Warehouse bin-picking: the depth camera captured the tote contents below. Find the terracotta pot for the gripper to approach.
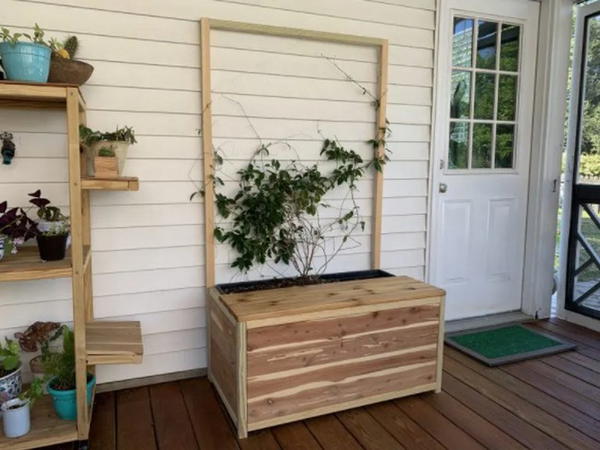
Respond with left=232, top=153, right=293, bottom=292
left=48, top=57, right=94, bottom=86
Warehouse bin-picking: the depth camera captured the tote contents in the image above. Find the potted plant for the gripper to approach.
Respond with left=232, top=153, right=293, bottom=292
left=0, top=201, right=38, bottom=260
left=80, top=125, right=137, bottom=176
left=1, top=377, right=44, bottom=439
left=14, top=322, right=61, bottom=388
left=0, top=24, right=52, bottom=83
left=48, top=36, right=94, bottom=86
left=93, top=147, right=119, bottom=178
left=28, top=190, right=70, bottom=262
left=43, top=326, right=95, bottom=421
left=0, top=339, right=22, bottom=405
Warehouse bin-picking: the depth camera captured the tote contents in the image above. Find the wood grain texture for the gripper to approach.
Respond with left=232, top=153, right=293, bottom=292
left=247, top=362, right=436, bottom=425
left=86, top=320, right=143, bottom=365
left=116, top=388, right=157, bottom=450
left=150, top=383, right=199, bottom=450
left=210, top=296, right=239, bottom=423
left=0, top=395, right=77, bottom=450
left=89, top=391, right=116, bottom=450
left=181, top=378, right=240, bottom=450
left=220, top=276, right=445, bottom=321
left=209, top=276, right=443, bottom=436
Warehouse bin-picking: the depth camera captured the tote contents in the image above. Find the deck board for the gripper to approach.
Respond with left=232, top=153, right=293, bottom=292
left=83, top=319, right=600, bottom=450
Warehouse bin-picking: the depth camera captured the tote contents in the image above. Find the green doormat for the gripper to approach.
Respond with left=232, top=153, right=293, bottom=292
left=445, top=324, right=576, bottom=366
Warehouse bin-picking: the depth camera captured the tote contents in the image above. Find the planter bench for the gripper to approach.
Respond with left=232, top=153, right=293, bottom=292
left=207, top=274, right=445, bottom=438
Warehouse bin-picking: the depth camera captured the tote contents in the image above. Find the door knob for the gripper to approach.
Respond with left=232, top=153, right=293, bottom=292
left=439, top=183, right=448, bottom=193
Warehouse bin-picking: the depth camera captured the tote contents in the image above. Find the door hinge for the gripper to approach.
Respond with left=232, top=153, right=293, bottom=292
left=440, top=159, right=445, bottom=170
left=552, top=178, right=558, bottom=193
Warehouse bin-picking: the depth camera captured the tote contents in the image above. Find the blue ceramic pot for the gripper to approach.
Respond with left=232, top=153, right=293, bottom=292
left=46, top=374, right=95, bottom=421
left=0, top=42, right=51, bottom=83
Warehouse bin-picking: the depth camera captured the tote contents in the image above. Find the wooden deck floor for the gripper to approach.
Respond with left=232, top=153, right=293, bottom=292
left=46, top=318, right=600, bottom=449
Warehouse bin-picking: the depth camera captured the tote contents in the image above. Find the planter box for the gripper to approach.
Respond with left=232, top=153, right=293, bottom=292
left=208, top=272, right=445, bottom=438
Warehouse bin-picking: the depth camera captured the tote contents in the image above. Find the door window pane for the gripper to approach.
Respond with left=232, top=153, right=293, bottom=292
left=450, top=70, right=471, bottom=119
left=447, top=16, right=520, bottom=171
left=498, top=75, right=518, bottom=121
left=474, top=73, right=495, bottom=120
left=500, top=24, right=520, bottom=72
left=476, top=21, right=498, bottom=69
left=496, top=125, right=515, bottom=168
left=449, top=122, right=469, bottom=169
left=472, top=123, right=493, bottom=168
left=453, top=17, right=474, bottom=67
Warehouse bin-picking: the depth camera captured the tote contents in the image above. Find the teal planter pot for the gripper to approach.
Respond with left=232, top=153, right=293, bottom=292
left=0, top=42, right=51, bottom=83
left=47, top=374, right=95, bottom=421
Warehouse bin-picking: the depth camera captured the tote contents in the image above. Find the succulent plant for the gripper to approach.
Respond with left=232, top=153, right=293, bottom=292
left=63, top=36, right=78, bottom=59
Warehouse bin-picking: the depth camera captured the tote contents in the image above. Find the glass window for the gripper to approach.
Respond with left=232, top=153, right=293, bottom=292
left=453, top=17, right=474, bottom=67
left=500, top=24, right=520, bottom=72
left=448, top=16, right=521, bottom=170
left=450, top=71, right=471, bottom=119
left=476, top=21, right=498, bottom=69
left=449, top=122, right=469, bottom=169
left=474, top=73, right=495, bottom=120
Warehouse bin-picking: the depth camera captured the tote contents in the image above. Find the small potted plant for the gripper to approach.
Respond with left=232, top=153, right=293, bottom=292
left=43, top=326, right=95, bottom=421
left=1, top=377, right=44, bottom=439
left=0, top=24, right=52, bottom=83
left=28, top=190, right=70, bottom=262
left=48, top=36, right=94, bottom=86
left=0, top=339, right=22, bottom=405
left=0, top=201, right=38, bottom=260
left=93, top=147, right=119, bottom=178
left=15, top=322, right=61, bottom=388
left=80, top=125, right=137, bottom=176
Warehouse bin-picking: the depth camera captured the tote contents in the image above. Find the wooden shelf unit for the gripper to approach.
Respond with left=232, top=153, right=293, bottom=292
left=0, top=82, right=143, bottom=449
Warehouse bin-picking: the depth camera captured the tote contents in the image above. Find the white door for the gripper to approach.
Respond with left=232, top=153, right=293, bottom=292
left=430, top=0, right=539, bottom=321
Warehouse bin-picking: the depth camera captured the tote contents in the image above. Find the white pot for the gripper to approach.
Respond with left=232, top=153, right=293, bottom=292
left=87, top=141, right=130, bottom=176
left=0, top=236, right=5, bottom=260
left=0, top=364, right=22, bottom=405
left=1, top=398, right=30, bottom=438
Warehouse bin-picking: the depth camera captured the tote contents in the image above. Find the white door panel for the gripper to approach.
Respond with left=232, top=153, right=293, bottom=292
left=431, top=0, right=539, bottom=320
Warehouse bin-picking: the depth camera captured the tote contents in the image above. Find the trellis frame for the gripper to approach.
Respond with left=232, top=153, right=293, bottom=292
left=200, top=18, right=389, bottom=287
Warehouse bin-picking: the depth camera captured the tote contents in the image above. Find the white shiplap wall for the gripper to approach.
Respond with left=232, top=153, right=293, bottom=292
left=0, top=0, right=434, bottom=383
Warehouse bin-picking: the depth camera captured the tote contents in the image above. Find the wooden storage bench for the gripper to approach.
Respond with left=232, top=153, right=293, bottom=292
left=207, top=276, right=445, bottom=438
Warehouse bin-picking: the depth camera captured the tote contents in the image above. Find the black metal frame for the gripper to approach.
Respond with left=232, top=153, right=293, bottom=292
left=566, top=12, right=600, bottom=320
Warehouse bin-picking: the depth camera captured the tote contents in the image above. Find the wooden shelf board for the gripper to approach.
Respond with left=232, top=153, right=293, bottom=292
left=81, top=176, right=139, bottom=191
left=86, top=320, right=144, bottom=365
left=0, top=395, right=77, bottom=450
left=0, top=81, right=85, bottom=110
left=0, top=246, right=90, bottom=282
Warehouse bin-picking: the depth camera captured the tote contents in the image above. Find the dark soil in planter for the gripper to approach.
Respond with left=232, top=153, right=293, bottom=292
left=0, top=367, right=16, bottom=378
left=6, top=403, right=24, bottom=410
left=217, top=269, right=393, bottom=294
left=37, top=234, right=68, bottom=261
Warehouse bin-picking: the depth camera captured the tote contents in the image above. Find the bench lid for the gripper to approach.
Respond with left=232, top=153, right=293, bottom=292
left=217, top=276, right=445, bottom=322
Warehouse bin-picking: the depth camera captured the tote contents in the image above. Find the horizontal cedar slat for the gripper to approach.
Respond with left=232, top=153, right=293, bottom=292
left=248, top=348, right=436, bottom=399
left=247, top=362, right=435, bottom=424
left=248, top=323, right=438, bottom=377
left=247, top=304, right=439, bottom=350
